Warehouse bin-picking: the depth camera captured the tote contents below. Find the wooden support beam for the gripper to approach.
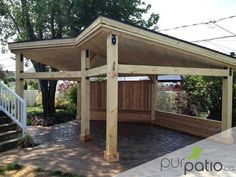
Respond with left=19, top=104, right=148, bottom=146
left=222, top=68, right=233, bottom=131
left=118, top=64, right=229, bottom=77
left=15, top=54, right=24, bottom=98
left=80, top=49, right=91, bottom=142
left=104, top=34, right=119, bottom=162
left=76, top=81, right=81, bottom=121
left=20, top=65, right=106, bottom=81
left=86, top=65, right=107, bottom=77
left=150, top=75, right=158, bottom=123
left=20, top=71, right=81, bottom=80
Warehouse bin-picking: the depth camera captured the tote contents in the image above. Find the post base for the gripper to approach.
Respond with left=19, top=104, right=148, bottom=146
left=104, top=151, right=119, bottom=162
left=79, top=134, right=92, bottom=142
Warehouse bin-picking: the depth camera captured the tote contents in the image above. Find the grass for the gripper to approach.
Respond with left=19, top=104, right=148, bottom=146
left=0, top=162, right=83, bottom=177
left=0, top=162, right=22, bottom=175
left=27, top=106, right=76, bottom=126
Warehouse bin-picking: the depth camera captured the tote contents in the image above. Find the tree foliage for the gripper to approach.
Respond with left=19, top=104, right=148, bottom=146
left=0, top=0, right=159, bottom=115
left=0, top=0, right=159, bottom=46
left=0, top=65, right=6, bottom=80
left=182, top=73, right=236, bottom=123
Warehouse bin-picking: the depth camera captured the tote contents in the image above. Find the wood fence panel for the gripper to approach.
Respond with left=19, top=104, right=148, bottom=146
left=155, top=111, right=222, bottom=138
left=90, top=80, right=152, bottom=111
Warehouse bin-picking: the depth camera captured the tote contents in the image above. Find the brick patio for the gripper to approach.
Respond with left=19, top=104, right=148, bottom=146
left=0, top=121, right=201, bottom=176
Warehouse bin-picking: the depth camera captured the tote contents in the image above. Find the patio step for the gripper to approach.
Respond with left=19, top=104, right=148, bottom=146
left=0, top=138, right=20, bottom=152
left=0, top=123, right=18, bottom=133
left=0, top=130, right=22, bottom=143
left=0, top=115, right=12, bottom=124
left=0, top=111, right=22, bottom=152
left=0, top=111, right=12, bottom=124
left=0, top=111, right=6, bottom=116
left=0, top=111, right=11, bottom=122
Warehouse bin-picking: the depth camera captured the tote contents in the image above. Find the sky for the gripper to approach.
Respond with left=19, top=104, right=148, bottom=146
left=145, top=0, right=236, bottom=52
left=0, top=0, right=236, bottom=71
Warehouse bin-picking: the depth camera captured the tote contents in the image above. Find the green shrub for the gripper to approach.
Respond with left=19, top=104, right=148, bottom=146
left=157, top=91, right=176, bottom=112
left=182, top=72, right=236, bottom=123
left=28, top=80, right=38, bottom=90
left=182, top=76, right=222, bottom=120
left=36, top=92, right=42, bottom=106
left=18, top=133, right=36, bottom=148
left=68, top=84, right=77, bottom=105
left=55, top=92, right=70, bottom=109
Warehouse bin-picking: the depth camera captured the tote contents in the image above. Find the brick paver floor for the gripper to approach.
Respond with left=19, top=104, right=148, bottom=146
left=0, top=121, right=201, bottom=176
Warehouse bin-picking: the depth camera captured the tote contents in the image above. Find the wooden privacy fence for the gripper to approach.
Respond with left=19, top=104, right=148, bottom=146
left=90, top=80, right=152, bottom=122
left=91, top=80, right=152, bottom=110
left=90, top=80, right=222, bottom=137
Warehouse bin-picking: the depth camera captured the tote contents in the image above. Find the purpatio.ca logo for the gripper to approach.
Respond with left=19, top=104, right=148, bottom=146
left=187, top=146, right=204, bottom=160
left=160, top=146, right=235, bottom=175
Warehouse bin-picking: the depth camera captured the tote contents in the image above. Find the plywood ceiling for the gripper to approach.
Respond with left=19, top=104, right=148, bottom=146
left=19, top=32, right=225, bottom=71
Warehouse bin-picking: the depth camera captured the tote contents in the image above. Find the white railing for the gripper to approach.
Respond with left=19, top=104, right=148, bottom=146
left=0, top=81, right=27, bottom=133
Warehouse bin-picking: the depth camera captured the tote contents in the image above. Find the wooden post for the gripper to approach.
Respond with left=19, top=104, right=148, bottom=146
left=104, top=33, right=119, bottom=162
left=15, top=54, right=24, bottom=98
left=76, top=81, right=81, bottom=121
left=80, top=49, right=91, bottom=142
left=222, top=68, right=233, bottom=131
left=150, top=75, right=158, bottom=123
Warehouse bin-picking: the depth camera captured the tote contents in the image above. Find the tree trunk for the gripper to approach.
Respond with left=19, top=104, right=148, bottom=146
left=39, top=80, right=57, bottom=115
left=49, top=80, right=57, bottom=114
left=32, top=62, right=58, bottom=115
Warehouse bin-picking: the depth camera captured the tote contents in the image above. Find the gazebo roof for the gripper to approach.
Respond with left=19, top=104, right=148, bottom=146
left=9, top=16, right=235, bottom=164
left=9, top=16, right=236, bottom=71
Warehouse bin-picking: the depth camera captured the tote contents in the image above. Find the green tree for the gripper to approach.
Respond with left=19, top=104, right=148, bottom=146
left=182, top=73, right=236, bottom=124
left=0, top=0, right=159, bottom=115
left=0, top=64, right=6, bottom=80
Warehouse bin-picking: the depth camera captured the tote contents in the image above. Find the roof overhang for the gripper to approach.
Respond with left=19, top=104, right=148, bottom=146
left=9, top=16, right=236, bottom=71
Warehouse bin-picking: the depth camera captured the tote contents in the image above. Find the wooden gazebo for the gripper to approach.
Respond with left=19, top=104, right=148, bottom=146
left=9, top=16, right=236, bottom=162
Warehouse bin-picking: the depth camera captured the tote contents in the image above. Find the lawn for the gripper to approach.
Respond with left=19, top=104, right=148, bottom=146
left=0, top=162, right=83, bottom=177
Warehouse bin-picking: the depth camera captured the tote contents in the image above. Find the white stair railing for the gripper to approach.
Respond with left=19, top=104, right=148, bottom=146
left=0, top=81, right=27, bottom=133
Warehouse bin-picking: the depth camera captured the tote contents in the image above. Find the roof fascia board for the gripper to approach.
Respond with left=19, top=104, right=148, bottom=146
left=9, top=17, right=103, bottom=51
left=74, top=17, right=103, bottom=46
left=9, top=38, right=76, bottom=51
left=100, top=17, right=236, bottom=68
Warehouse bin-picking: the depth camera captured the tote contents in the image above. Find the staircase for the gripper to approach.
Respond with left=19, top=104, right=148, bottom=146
left=0, top=111, right=22, bottom=152
left=0, top=82, right=27, bottom=152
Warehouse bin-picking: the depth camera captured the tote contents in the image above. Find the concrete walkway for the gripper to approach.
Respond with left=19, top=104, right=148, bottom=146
left=0, top=121, right=201, bottom=176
